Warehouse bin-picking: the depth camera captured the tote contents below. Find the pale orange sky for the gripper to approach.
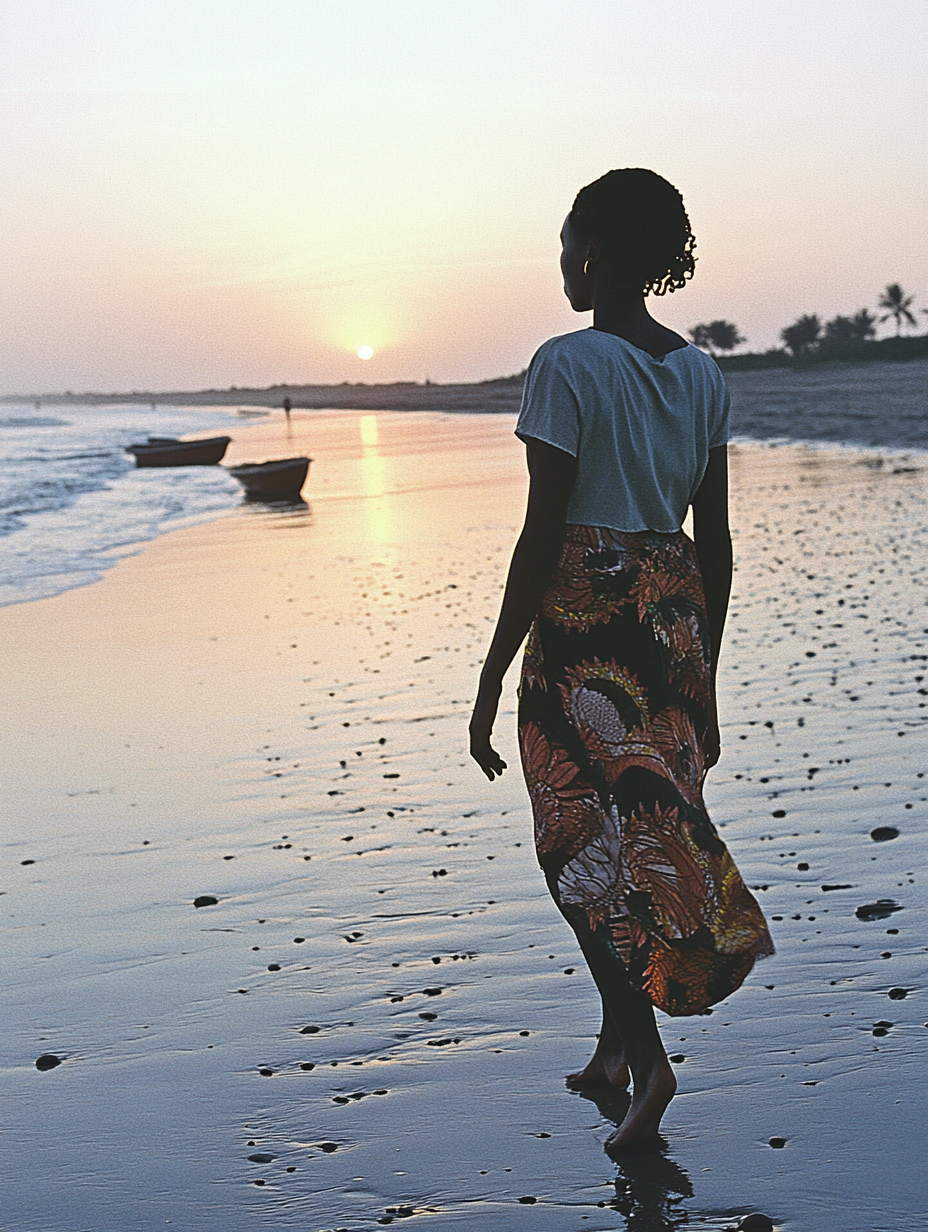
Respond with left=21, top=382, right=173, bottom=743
left=1, top=0, right=926, bottom=393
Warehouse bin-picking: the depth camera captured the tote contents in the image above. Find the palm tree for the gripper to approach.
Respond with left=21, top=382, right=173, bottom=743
left=780, top=314, right=822, bottom=358
left=878, top=284, right=917, bottom=336
left=688, top=320, right=745, bottom=356
left=820, top=308, right=877, bottom=353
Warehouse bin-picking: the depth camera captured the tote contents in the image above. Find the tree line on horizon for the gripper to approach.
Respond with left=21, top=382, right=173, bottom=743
left=689, top=282, right=924, bottom=359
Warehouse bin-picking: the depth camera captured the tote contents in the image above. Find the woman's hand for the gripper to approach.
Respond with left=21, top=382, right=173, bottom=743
left=469, top=678, right=508, bottom=781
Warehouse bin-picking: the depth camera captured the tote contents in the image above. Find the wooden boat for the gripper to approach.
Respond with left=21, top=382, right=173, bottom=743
left=227, top=456, right=311, bottom=501
left=126, top=436, right=231, bottom=467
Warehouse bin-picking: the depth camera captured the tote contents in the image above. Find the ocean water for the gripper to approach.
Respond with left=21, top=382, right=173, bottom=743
left=726, top=359, right=928, bottom=450
left=0, top=404, right=243, bottom=606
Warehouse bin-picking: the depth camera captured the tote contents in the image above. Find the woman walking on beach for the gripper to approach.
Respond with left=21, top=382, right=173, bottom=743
left=470, top=169, right=773, bottom=1154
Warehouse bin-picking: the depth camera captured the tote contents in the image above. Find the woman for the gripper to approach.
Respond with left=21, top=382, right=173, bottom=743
left=469, top=169, right=773, bottom=1154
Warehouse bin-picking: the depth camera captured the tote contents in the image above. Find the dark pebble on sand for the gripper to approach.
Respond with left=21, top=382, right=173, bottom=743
left=423, top=987, right=442, bottom=996
left=267, top=964, right=281, bottom=971
left=316, top=1142, right=339, bottom=1153
left=21, top=859, right=35, bottom=865
left=193, top=895, right=218, bottom=908
left=419, top=1012, right=437, bottom=1021
left=248, top=1153, right=275, bottom=1163
left=871, top=826, right=900, bottom=842
left=258, top=1067, right=274, bottom=1076
left=768, top=1137, right=786, bottom=1149
left=519, top=1030, right=530, bottom=1036
left=772, top=810, right=786, bottom=818
left=855, top=900, right=903, bottom=921
left=797, top=862, right=809, bottom=871
left=737, top=1217, right=774, bottom=1232
left=253, top=1178, right=266, bottom=1186
left=888, top=987, right=908, bottom=1000
left=872, top=1027, right=889, bottom=1037
left=300, top=1025, right=321, bottom=1033
left=518, top=1196, right=538, bottom=1204
left=669, top=1054, right=686, bottom=1063
left=300, top=1062, right=315, bottom=1070
left=35, top=1054, right=62, bottom=1071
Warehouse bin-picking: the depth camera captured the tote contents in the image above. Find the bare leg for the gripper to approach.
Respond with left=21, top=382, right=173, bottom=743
left=568, top=913, right=676, bottom=1152
left=566, top=1002, right=630, bottom=1091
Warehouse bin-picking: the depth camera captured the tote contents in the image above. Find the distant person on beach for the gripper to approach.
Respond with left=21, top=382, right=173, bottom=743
left=283, top=396, right=292, bottom=420
left=470, top=169, right=774, bottom=1154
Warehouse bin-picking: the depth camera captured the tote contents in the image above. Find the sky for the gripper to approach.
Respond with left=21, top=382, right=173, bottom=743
left=1, top=0, right=926, bottom=393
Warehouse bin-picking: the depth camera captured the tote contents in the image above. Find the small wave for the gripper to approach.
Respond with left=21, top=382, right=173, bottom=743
left=13, top=451, right=120, bottom=463
left=0, top=403, right=241, bottom=604
left=0, top=416, right=72, bottom=428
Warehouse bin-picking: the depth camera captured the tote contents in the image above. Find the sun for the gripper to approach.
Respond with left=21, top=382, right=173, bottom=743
left=356, top=345, right=375, bottom=360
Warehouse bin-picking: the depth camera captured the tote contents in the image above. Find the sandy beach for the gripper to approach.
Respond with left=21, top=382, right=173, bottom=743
left=2, top=411, right=926, bottom=1231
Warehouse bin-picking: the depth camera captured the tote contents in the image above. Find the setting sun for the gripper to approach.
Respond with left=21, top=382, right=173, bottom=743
left=357, top=345, right=375, bottom=361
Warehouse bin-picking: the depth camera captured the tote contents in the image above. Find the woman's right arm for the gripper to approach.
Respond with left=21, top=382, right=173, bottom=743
left=691, top=444, right=732, bottom=769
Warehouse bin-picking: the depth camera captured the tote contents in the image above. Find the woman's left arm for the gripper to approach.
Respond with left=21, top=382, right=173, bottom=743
left=469, top=439, right=577, bottom=780
left=691, top=444, right=733, bottom=770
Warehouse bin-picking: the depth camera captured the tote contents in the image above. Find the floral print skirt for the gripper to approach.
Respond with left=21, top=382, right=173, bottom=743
left=518, top=525, right=773, bottom=1017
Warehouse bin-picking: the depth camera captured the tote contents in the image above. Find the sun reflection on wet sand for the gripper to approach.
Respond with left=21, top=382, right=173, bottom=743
left=358, top=413, right=396, bottom=542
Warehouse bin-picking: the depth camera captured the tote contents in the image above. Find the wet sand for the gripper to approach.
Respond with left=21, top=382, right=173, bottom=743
left=2, top=411, right=926, bottom=1231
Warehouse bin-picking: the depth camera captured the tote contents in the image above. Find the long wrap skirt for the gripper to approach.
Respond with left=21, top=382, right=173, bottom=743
left=518, top=525, right=774, bottom=1017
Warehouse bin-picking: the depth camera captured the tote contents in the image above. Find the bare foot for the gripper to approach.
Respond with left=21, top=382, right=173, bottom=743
left=604, top=1061, right=676, bottom=1154
left=566, top=1047, right=630, bottom=1091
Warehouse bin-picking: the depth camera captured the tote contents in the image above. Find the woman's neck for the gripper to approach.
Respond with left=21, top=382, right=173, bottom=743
left=591, top=286, right=687, bottom=358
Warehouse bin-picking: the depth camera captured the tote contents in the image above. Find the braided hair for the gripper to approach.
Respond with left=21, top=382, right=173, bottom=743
left=568, top=168, right=696, bottom=296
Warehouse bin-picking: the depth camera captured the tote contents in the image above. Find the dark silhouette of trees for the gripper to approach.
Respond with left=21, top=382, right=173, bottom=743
left=780, top=314, right=822, bottom=357
left=819, top=308, right=877, bottom=354
left=878, top=283, right=917, bottom=335
left=850, top=308, right=877, bottom=341
left=688, top=320, right=745, bottom=356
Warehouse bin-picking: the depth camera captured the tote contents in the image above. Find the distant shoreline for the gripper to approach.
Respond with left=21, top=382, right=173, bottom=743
left=1, top=375, right=525, bottom=413
left=3, top=333, right=926, bottom=409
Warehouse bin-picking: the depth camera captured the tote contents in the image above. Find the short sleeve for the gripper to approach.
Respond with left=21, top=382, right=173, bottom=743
left=515, top=340, right=580, bottom=457
left=708, top=381, right=731, bottom=449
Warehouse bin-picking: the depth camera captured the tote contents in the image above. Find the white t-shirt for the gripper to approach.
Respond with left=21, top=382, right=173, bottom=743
left=515, top=328, right=730, bottom=533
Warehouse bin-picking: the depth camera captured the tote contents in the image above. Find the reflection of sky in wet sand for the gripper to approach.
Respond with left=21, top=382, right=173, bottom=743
left=2, top=412, right=926, bottom=1232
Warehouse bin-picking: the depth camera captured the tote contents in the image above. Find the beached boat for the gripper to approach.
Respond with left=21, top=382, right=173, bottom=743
left=126, top=436, right=232, bottom=467
left=227, top=456, right=311, bottom=501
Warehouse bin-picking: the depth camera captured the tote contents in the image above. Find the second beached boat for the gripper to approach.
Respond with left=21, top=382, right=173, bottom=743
left=227, top=456, right=311, bottom=501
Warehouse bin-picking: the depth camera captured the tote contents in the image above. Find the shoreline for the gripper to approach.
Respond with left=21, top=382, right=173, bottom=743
left=3, top=413, right=925, bottom=1230
left=4, top=384, right=927, bottom=610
